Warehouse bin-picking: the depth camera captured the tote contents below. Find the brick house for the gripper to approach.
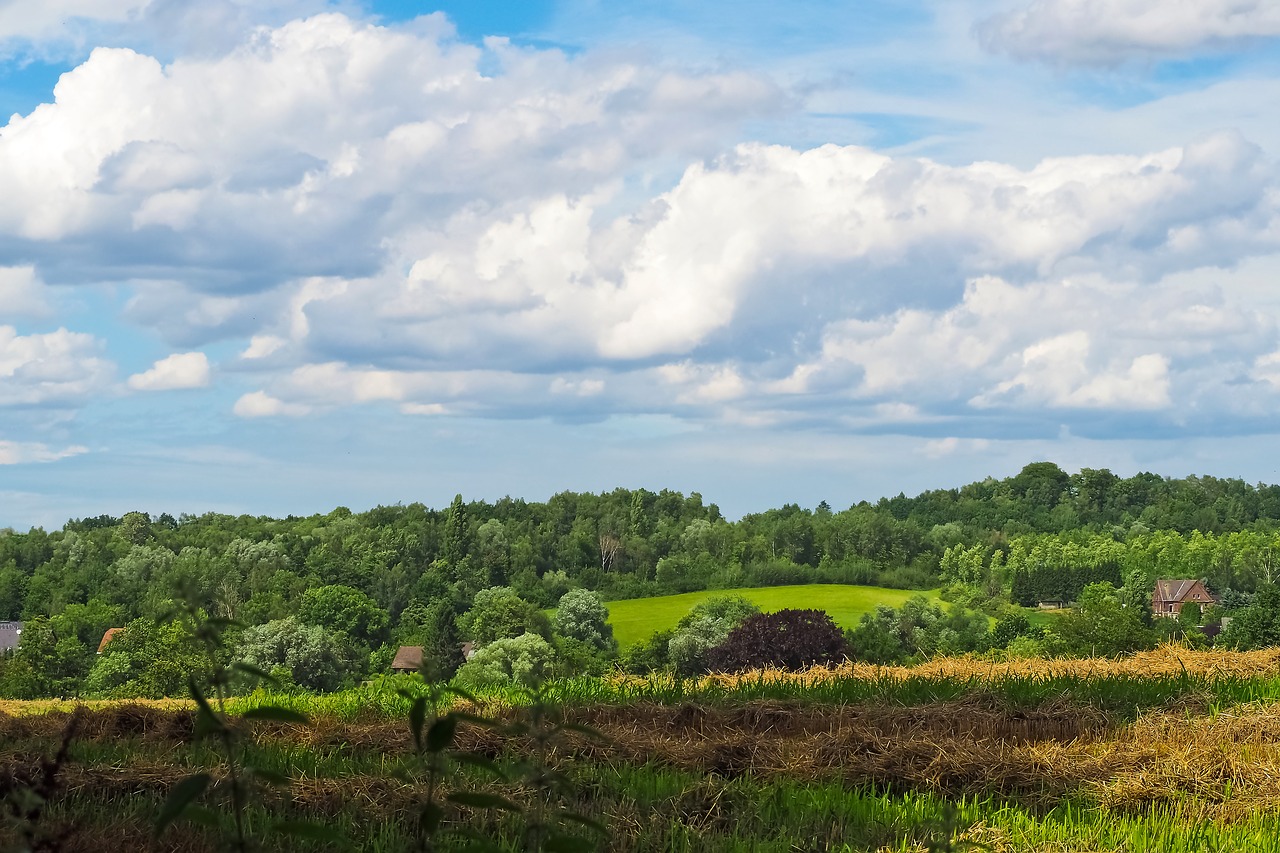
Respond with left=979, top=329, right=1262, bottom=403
left=1151, top=579, right=1217, bottom=618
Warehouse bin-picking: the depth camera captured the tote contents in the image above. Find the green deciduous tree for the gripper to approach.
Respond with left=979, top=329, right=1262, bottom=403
left=237, top=617, right=356, bottom=692
left=454, top=632, right=557, bottom=689
left=297, top=584, right=389, bottom=649
left=458, top=586, right=551, bottom=647
left=552, top=589, right=615, bottom=652
left=1048, top=582, right=1155, bottom=657
left=84, top=618, right=205, bottom=698
left=1219, top=583, right=1280, bottom=650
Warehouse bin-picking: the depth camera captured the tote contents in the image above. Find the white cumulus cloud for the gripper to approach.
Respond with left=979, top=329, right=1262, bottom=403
left=232, top=390, right=310, bottom=418
left=0, top=266, right=52, bottom=319
left=0, top=326, right=113, bottom=405
left=127, top=351, right=211, bottom=391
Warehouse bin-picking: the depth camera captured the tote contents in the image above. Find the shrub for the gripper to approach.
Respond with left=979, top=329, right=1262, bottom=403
left=706, top=609, right=847, bottom=672
left=666, top=595, right=763, bottom=675
left=620, top=629, right=674, bottom=674
left=668, top=617, right=731, bottom=676
left=1048, top=582, right=1156, bottom=657
left=989, top=612, right=1032, bottom=649
left=455, top=633, right=557, bottom=689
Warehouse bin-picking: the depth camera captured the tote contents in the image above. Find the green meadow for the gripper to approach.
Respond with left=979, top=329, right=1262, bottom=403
left=603, top=584, right=941, bottom=647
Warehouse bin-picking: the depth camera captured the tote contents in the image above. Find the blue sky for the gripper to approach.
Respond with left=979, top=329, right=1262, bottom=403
left=3, top=0, right=1280, bottom=528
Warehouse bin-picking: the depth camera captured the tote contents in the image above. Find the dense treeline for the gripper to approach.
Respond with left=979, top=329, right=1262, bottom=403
left=5, top=463, right=1280, bottom=698
left=878, top=462, right=1280, bottom=538
left=4, top=463, right=1280, bottom=628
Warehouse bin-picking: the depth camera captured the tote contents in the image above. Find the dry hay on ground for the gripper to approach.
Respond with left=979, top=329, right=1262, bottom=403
left=0, top=698, right=191, bottom=717
left=606, top=645, right=1280, bottom=693
left=1090, top=701, right=1280, bottom=819
left=0, top=703, right=196, bottom=742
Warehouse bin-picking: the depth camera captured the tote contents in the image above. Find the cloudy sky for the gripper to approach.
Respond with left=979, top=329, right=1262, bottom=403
left=2, top=0, right=1280, bottom=528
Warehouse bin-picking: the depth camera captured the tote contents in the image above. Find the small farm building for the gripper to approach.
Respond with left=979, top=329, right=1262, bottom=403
left=391, top=645, right=424, bottom=674
left=97, top=627, right=125, bottom=653
left=0, top=621, right=21, bottom=653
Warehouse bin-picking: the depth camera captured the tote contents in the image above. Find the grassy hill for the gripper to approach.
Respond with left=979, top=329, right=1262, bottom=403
left=604, top=584, right=940, bottom=648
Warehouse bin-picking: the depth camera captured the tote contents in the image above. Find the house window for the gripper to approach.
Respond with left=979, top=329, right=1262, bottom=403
left=1168, top=604, right=1175, bottom=612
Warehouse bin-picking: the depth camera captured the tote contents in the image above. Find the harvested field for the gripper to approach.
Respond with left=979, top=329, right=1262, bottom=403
left=6, top=651, right=1280, bottom=851
left=613, top=645, right=1280, bottom=691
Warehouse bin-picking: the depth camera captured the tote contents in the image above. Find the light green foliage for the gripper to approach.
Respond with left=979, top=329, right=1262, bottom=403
left=1048, top=582, right=1156, bottom=657
left=459, top=586, right=551, bottom=647
left=114, top=545, right=181, bottom=616
left=680, top=519, right=718, bottom=554
left=475, top=517, right=510, bottom=586
left=116, top=511, right=155, bottom=547
left=85, top=618, right=206, bottom=698
left=667, top=616, right=733, bottom=675
left=1003, top=634, right=1045, bottom=658
left=455, top=632, right=557, bottom=688
left=845, top=595, right=989, bottom=663
left=238, top=617, right=356, bottom=692
left=298, top=584, right=389, bottom=649
left=1220, top=583, right=1280, bottom=650
left=553, top=588, right=615, bottom=651
left=539, top=569, right=573, bottom=604
left=679, top=594, right=761, bottom=629
left=654, top=553, right=717, bottom=593
left=663, top=594, right=762, bottom=675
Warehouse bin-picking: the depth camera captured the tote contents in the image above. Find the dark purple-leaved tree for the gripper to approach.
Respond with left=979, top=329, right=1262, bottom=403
left=706, top=609, right=847, bottom=672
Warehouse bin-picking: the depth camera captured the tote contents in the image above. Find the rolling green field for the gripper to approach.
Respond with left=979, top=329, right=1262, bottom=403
left=604, top=584, right=940, bottom=648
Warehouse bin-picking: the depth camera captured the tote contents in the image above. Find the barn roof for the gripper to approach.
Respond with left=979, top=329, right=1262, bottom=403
left=97, top=627, right=125, bottom=653
left=391, top=645, right=423, bottom=672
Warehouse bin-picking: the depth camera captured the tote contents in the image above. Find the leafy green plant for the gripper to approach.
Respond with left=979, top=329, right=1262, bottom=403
left=502, top=683, right=609, bottom=853
left=2, top=706, right=83, bottom=853
left=155, top=598, right=338, bottom=851
left=393, top=674, right=512, bottom=852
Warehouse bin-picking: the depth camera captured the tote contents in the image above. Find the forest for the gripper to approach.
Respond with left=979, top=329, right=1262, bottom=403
left=3, top=462, right=1280, bottom=699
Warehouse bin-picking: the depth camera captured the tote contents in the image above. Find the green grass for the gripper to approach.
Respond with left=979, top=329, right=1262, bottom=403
left=231, top=669, right=1280, bottom=721
left=603, top=584, right=941, bottom=648
left=1026, top=607, right=1073, bottom=628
